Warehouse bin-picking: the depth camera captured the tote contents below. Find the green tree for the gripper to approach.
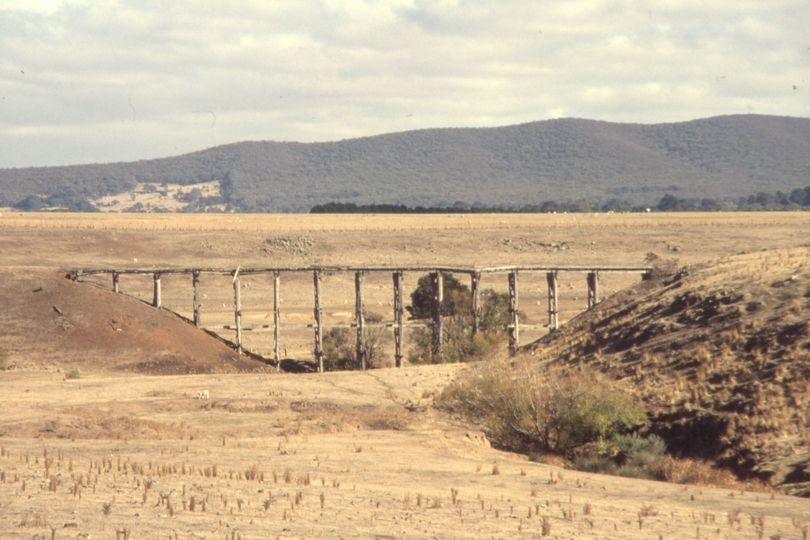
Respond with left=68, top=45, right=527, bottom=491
left=16, top=195, right=43, bottom=211
left=406, top=273, right=471, bottom=320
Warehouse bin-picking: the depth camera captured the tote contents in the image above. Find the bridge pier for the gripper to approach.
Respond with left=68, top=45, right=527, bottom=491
left=355, top=271, right=366, bottom=370
left=471, top=272, right=481, bottom=336
left=547, top=271, right=558, bottom=331
left=431, top=271, right=443, bottom=357
left=508, top=271, right=519, bottom=355
left=587, top=271, right=599, bottom=310
left=393, top=271, right=404, bottom=368
left=233, top=272, right=242, bottom=354
left=273, top=271, right=281, bottom=371
left=313, top=270, right=324, bottom=373
left=192, top=271, right=201, bottom=327
left=153, top=272, right=161, bottom=308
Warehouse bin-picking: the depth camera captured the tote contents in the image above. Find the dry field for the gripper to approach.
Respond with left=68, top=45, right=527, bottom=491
left=2, top=212, right=810, bottom=539
left=4, top=211, right=810, bottom=362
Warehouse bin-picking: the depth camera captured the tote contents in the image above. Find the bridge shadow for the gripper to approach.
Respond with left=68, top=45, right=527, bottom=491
left=280, top=358, right=318, bottom=373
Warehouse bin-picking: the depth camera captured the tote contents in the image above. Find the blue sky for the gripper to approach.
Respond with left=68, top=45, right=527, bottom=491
left=1, top=0, right=807, bottom=168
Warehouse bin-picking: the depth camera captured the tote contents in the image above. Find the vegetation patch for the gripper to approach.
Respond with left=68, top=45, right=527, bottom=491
left=407, top=273, right=510, bottom=365
left=440, top=361, right=644, bottom=455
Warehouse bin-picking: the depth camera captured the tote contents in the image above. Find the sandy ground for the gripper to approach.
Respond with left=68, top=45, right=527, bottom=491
left=2, top=367, right=809, bottom=540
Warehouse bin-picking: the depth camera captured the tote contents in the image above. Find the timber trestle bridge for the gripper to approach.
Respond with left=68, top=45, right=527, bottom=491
left=69, top=265, right=651, bottom=372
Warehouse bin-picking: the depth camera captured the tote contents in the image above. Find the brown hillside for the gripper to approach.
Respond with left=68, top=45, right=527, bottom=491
left=525, top=247, right=810, bottom=495
left=0, top=267, right=269, bottom=375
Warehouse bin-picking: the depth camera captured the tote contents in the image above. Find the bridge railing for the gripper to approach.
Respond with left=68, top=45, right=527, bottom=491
left=69, top=265, right=651, bottom=372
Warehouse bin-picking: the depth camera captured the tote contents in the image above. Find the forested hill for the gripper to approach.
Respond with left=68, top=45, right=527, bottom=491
left=2, top=114, right=809, bottom=212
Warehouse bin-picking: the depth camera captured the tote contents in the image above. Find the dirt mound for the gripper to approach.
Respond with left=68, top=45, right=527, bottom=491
left=0, top=267, right=270, bottom=375
left=525, top=247, right=810, bottom=496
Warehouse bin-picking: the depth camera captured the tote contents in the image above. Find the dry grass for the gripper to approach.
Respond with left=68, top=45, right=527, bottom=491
left=2, top=213, right=810, bottom=537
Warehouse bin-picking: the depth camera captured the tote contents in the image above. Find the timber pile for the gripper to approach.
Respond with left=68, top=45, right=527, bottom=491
left=525, top=247, right=810, bottom=496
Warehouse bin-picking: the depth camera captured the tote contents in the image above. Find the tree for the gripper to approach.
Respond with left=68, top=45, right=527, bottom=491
left=789, top=186, right=810, bottom=207
left=699, top=198, right=721, bottom=211
left=406, top=273, right=510, bottom=364
left=656, top=194, right=689, bottom=211
left=16, top=195, right=43, bottom=211
left=601, top=198, right=633, bottom=212
left=406, top=273, right=471, bottom=320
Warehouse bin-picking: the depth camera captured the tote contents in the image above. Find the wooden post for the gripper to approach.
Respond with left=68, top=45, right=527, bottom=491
left=112, top=272, right=119, bottom=294
left=547, top=271, right=558, bottom=331
left=355, top=271, right=366, bottom=370
left=153, top=272, right=161, bottom=308
left=431, top=271, right=443, bottom=357
left=313, top=270, right=324, bottom=373
left=587, top=271, right=599, bottom=310
left=393, top=271, right=404, bottom=368
left=508, top=271, right=519, bottom=355
left=471, top=272, right=481, bottom=336
left=274, top=271, right=281, bottom=372
left=192, top=271, right=201, bottom=327
left=233, top=274, right=242, bottom=354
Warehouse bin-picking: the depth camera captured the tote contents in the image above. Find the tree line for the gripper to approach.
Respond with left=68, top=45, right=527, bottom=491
left=310, top=186, right=810, bottom=214
left=11, top=186, right=810, bottom=214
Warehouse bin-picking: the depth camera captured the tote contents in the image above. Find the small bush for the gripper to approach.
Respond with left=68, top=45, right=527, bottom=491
left=615, top=466, right=655, bottom=480
left=573, top=456, right=618, bottom=475
left=607, top=432, right=667, bottom=466
left=573, top=432, right=667, bottom=478
left=440, top=361, right=645, bottom=454
left=646, top=457, right=739, bottom=488
left=322, top=312, right=388, bottom=371
left=65, top=367, right=81, bottom=379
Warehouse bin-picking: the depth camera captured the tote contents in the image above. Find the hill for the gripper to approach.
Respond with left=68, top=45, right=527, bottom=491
left=1, top=114, right=809, bottom=212
left=0, top=267, right=268, bottom=376
left=524, top=247, right=810, bottom=496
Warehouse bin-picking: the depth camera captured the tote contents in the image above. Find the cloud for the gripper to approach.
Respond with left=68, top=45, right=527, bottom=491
left=0, top=0, right=808, bottom=167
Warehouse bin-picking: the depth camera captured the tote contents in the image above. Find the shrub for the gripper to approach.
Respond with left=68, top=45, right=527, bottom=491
left=573, top=431, right=667, bottom=477
left=65, top=367, right=81, bottom=379
left=407, top=277, right=510, bottom=364
left=322, top=312, right=388, bottom=371
left=440, top=361, right=645, bottom=454
left=573, top=456, right=618, bottom=475
left=615, top=466, right=655, bottom=480
left=607, top=432, right=667, bottom=466
left=408, top=322, right=506, bottom=365
left=646, top=457, right=739, bottom=488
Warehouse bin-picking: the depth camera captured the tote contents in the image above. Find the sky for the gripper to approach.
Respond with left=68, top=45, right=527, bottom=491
left=0, top=0, right=808, bottom=169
